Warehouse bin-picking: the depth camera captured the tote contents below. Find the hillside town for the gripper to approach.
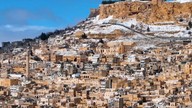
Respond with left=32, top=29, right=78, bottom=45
left=0, top=0, right=192, bottom=108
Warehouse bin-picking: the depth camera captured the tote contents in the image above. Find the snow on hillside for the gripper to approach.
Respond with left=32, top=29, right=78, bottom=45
left=149, top=25, right=185, bottom=32
left=76, top=15, right=191, bottom=50
left=82, top=15, right=190, bottom=38
left=92, top=15, right=113, bottom=24
left=121, top=19, right=139, bottom=27
left=84, top=25, right=128, bottom=34
left=84, top=16, right=139, bottom=34
left=58, top=15, right=191, bottom=50
left=172, top=0, right=192, bottom=3
left=84, top=15, right=128, bottom=34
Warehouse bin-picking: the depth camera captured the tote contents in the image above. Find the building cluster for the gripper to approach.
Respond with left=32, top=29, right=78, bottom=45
left=1, top=33, right=192, bottom=108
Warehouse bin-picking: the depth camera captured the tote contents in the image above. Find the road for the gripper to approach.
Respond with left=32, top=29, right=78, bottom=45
left=104, top=22, right=192, bottom=41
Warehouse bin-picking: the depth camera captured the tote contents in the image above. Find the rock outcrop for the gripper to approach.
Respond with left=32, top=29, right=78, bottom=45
left=99, top=2, right=192, bottom=24
left=89, top=8, right=99, bottom=18
left=74, top=31, right=85, bottom=38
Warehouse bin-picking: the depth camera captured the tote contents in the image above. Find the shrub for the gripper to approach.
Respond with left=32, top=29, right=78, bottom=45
left=147, top=27, right=150, bottom=32
left=188, top=21, right=192, bottom=28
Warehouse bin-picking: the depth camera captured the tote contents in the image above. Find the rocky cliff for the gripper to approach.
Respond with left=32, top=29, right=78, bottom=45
left=99, top=2, right=192, bottom=24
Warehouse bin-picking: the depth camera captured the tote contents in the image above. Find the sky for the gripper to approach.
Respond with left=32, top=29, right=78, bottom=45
left=0, top=0, right=102, bottom=44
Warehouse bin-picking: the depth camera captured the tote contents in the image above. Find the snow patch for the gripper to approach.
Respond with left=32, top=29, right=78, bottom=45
left=92, top=15, right=113, bottom=24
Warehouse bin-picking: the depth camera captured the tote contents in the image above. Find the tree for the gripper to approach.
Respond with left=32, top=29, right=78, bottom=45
left=188, top=21, right=192, bottom=28
left=81, top=33, right=87, bottom=39
left=30, top=50, right=33, bottom=56
left=186, top=26, right=190, bottom=30
left=131, top=24, right=135, bottom=28
left=188, top=31, right=191, bottom=35
left=99, top=39, right=104, bottom=44
left=54, top=29, right=60, bottom=35
left=46, top=32, right=54, bottom=37
left=74, top=58, right=77, bottom=62
left=179, top=18, right=184, bottom=22
left=147, top=27, right=150, bottom=32
left=39, top=33, right=49, bottom=40
left=102, top=0, right=116, bottom=4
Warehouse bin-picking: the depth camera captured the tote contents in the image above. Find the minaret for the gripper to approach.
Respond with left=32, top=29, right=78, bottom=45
left=26, top=49, right=30, bottom=79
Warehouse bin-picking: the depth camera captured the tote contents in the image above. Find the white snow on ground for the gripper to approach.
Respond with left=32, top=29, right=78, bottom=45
left=92, top=15, right=138, bottom=26
left=84, top=16, right=139, bottom=34
left=85, top=25, right=128, bottom=34
left=149, top=25, right=185, bottom=32
left=73, top=15, right=192, bottom=52
left=92, top=15, right=113, bottom=24
left=155, top=31, right=191, bottom=37
left=87, top=16, right=189, bottom=37
left=12, top=48, right=23, bottom=54
left=121, top=18, right=139, bottom=27
left=175, top=0, right=192, bottom=3
left=134, top=44, right=156, bottom=50
left=55, top=50, right=78, bottom=56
